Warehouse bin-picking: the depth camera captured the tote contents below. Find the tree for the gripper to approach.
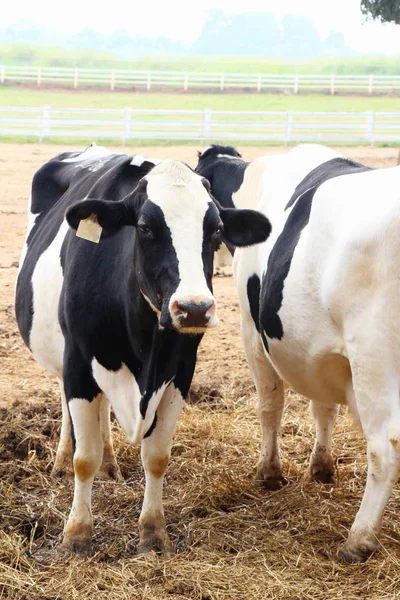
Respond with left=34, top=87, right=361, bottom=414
left=360, top=0, right=400, bottom=25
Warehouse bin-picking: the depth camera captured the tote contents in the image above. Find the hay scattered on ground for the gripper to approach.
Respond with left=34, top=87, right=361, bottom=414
left=1, top=382, right=400, bottom=600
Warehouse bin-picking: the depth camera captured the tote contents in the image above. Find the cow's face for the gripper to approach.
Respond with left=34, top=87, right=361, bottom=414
left=66, top=160, right=271, bottom=334
left=133, top=162, right=221, bottom=332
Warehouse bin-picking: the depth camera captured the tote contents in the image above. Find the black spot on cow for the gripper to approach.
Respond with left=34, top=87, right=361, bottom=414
left=247, top=274, right=261, bottom=333
left=261, top=157, right=373, bottom=348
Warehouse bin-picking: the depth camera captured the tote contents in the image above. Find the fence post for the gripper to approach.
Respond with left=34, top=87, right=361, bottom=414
left=220, top=73, right=224, bottom=92
left=39, top=105, right=51, bottom=143
left=201, top=108, right=212, bottom=143
left=147, top=72, right=151, bottom=91
left=368, top=74, right=374, bottom=95
left=73, top=68, right=79, bottom=89
left=366, top=110, right=375, bottom=146
left=257, top=74, right=262, bottom=92
left=37, top=67, right=42, bottom=87
left=0, top=65, right=5, bottom=84
left=184, top=73, right=188, bottom=92
left=123, top=107, right=131, bottom=145
left=294, top=74, right=299, bottom=94
left=110, top=71, right=115, bottom=91
left=285, top=110, right=292, bottom=145
left=330, top=74, right=335, bottom=95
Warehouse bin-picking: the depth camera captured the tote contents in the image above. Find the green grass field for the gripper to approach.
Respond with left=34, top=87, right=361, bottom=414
left=1, top=44, right=400, bottom=75
left=1, top=86, right=400, bottom=112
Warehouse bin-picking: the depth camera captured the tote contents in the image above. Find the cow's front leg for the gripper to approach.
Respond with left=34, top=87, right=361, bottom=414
left=306, top=401, right=339, bottom=483
left=138, top=383, right=184, bottom=558
left=60, top=366, right=103, bottom=554
left=241, top=315, right=286, bottom=490
left=52, top=383, right=121, bottom=482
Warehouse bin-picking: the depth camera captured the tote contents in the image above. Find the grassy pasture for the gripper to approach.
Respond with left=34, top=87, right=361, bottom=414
left=1, top=86, right=400, bottom=112
left=1, top=44, right=400, bottom=74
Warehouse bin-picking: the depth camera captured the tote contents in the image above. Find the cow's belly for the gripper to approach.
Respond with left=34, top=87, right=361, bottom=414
left=266, top=288, right=351, bottom=405
left=28, top=221, right=69, bottom=376
left=268, top=334, right=351, bottom=405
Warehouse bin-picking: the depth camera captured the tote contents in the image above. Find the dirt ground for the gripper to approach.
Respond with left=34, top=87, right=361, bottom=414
left=1, top=143, right=400, bottom=599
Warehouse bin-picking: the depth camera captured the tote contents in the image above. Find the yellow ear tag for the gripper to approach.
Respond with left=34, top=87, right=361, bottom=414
left=76, top=213, right=103, bottom=243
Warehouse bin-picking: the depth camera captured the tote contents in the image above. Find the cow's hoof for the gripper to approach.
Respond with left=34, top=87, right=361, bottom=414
left=138, top=514, right=174, bottom=559
left=137, top=534, right=174, bottom=559
left=337, top=537, right=379, bottom=563
left=96, top=461, right=124, bottom=482
left=255, top=467, right=288, bottom=490
left=59, top=536, right=93, bottom=557
left=305, top=464, right=335, bottom=484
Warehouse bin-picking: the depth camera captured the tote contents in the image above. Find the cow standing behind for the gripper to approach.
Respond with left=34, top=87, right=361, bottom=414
left=15, top=145, right=271, bottom=556
left=231, top=143, right=400, bottom=562
left=195, top=145, right=248, bottom=268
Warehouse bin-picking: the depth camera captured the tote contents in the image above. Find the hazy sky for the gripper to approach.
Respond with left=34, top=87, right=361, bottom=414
left=3, top=0, right=400, bottom=54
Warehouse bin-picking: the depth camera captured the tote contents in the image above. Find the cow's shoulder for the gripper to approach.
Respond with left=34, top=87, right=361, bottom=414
left=286, top=157, right=373, bottom=210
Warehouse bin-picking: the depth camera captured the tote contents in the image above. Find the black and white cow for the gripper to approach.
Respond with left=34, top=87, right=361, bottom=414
left=195, top=145, right=249, bottom=268
left=232, top=143, right=400, bottom=562
left=15, top=145, right=271, bottom=556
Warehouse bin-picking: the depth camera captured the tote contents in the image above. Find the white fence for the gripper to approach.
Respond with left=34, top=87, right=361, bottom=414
left=1, top=65, right=400, bottom=94
left=1, top=106, right=400, bottom=144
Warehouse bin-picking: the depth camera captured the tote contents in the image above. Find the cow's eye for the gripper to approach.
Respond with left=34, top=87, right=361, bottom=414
left=138, top=223, right=153, bottom=237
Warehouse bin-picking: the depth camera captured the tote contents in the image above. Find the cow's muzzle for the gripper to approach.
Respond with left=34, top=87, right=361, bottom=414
left=169, top=296, right=218, bottom=333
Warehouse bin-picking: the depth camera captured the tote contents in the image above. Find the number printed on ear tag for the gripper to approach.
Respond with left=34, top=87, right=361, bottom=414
left=76, top=213, right=103, bottom=243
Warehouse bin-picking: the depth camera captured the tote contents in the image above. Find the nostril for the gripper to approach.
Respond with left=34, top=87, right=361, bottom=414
left=172, top=299, right=215, bottom=327
left=178, top=300, right=213, bottom=319
left=176, top=302, right=189, bottom=319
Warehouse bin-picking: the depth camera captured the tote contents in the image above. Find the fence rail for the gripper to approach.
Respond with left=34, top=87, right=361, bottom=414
left=1, top=66, right=400, bottom=94
left=1, top=106, right=400, bottom=144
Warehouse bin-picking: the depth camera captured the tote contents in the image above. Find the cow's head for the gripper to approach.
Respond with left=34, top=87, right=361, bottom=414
left=66, top=160, right=271, bottom=334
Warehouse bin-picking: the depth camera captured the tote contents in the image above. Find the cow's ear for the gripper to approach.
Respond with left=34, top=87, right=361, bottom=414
left=66, top=198, right=136, bottom=235
left=66, top=180, right=148, bottom=236
left=219, top=207, right=271, bottom=247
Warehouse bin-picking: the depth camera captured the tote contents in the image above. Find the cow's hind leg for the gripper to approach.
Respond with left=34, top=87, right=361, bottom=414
left=52, top=379, right=73, bottom=478
left=97, top=395, right=123, bottom=481
left=138, top=383, right=184, bottom=558
left=338, top=362, right=400, bottom=562
left=241, top=315, right=286, bottom=490
left=305, top=401, right=339, bottom=484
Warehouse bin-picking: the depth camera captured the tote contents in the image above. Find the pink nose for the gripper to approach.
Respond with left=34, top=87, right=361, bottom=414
left=171, top=299, right=215, bottom=328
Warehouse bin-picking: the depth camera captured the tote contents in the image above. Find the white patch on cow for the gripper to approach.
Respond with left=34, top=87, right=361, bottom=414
left=63, top=145, right=123, bottom=173
left=232, top=156, right=271, bottom=210
left=140, top=383, right=184, bottom=523
left=29, top=219, right=69, bottom=376
left=91, top=359, right=169, bottom=445
left=145, top=161, right=218, bottom=326
left=216, top=153, right=239, bottom=160
left=130, top=155, right=162, bottom=167
left=215, top=244, right=232, bottom=269
left=62, top=145, right=113, bottom=163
